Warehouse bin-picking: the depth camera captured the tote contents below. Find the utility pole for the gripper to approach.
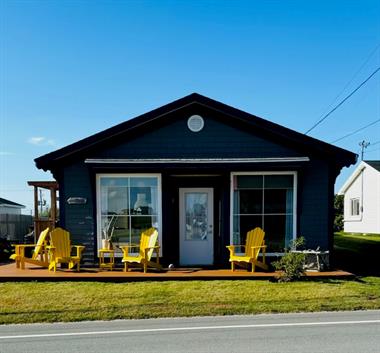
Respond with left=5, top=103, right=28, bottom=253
left=359, top=140, right=370, bottom=161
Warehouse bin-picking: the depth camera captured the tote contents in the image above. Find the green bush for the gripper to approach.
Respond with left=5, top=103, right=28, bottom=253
left=273, top=237, right=306, bottom=282
left=334, top=194, right=344, bottom=232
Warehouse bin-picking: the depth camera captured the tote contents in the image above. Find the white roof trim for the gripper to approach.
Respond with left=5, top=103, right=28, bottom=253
left=85, top=157, right=310, bottom=164
left=0, top=204, right=25, bottom=209
left=338, top=160, right=367, bottom=195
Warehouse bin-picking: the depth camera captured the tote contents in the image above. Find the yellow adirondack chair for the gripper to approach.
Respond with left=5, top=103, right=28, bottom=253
left=10, top=227, right=50, bottom=269
left=47, top=227, right=85, bottom=272
left=227, top=227, right=268, bottom=272
left=121, top=227, right=161, bottom=273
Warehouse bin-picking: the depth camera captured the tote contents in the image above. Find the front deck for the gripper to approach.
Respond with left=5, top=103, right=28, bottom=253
left=0, top=263, right=354, bottom=282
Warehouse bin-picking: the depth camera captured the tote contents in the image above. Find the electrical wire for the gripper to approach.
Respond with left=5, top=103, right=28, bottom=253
left=316, top=43, right=380, bottom=119
left=330, top=118, right=380, bottom=143
left=305, top=66, right=380, bottom=135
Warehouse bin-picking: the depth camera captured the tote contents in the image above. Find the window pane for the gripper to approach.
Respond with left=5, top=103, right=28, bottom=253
left=108, top=215, right=130, bottom=245
left=264, top=175, right=293, bottom=189
left=264, top=189, right=293, bottom=214
left=235, top=190, right=263, bottom=214
left=185, top=192, right=208, bottom=241
left=100, top=177, right=128, bottom=187
left=233, top=215, right=262, bottom=245
left=263, top=215, right=293, bottom=252
left=131, top=216, right=155, bottom=244
left=235, top=175, right=263, bottom=189
left=130, top=177, right=158, bottom=215
left=99, top=175, right=161, bottom=255
left=101, top=185, right=129, bottom=215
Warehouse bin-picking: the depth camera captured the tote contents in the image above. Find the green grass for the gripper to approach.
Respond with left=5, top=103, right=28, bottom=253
left=0, top=232, right=378, bottom=325
left=333, top=232, right=380, bottom=275
left=1, top=278, right=380, bottom=324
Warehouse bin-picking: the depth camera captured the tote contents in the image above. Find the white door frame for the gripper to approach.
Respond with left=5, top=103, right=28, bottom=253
left=179, top=188, right=214, bottom=266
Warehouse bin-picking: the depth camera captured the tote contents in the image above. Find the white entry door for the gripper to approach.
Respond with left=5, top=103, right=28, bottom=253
left=179, top=188, right=214, bottom=266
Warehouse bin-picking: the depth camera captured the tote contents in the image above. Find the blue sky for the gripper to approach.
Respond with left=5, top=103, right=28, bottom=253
left=1, top=0, right=380, bottom=214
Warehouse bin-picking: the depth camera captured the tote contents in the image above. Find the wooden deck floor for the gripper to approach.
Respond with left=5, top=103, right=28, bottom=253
left=0, top=263, right=354, bottom=282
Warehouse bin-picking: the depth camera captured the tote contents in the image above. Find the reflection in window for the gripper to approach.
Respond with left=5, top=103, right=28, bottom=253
left=232, top=174, right=295, bottom=252
left=99, top=176, right=160, bottom=249
left=185, top=192, right=208, bottom=241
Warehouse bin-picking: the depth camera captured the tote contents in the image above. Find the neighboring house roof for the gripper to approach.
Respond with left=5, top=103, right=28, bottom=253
left=338, top=160, right=380, bottom=195
left=0, top=197, right=25, bottom=208
left=35, top=92, right=357, bottom=171
left=365, top=160, right=380, bottom=172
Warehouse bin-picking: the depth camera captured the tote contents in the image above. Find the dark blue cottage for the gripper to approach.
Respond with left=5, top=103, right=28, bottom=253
left=35, top=93, right=357, bottom=266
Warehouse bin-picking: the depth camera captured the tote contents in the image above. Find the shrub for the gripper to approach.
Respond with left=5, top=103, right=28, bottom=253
left=273, top=237, right=306, bottom=282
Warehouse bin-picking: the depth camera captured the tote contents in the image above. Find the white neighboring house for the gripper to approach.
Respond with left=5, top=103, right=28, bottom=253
left=0, top=197, right=25, bottom=215
left=338, top=160, right=380, bottom=234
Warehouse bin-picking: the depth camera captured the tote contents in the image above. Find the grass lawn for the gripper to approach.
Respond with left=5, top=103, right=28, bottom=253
left=333, top=232, right=380, bottom=276
left=1, top=278, right=380, bottom=324
left=0, top=232, right=379, bottom=325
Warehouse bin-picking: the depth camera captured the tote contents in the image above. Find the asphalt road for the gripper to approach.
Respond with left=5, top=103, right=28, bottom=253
left=0, top=310, right=379, bottom=353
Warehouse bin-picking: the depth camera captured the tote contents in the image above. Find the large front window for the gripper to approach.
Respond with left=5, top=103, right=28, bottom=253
left=231, top=173, right=296, bottom=253
left=97, top=174, right=161, bottom=254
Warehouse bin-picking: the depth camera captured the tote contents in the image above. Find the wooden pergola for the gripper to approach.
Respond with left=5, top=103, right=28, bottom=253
left=27, top=181, right=59, bottom=242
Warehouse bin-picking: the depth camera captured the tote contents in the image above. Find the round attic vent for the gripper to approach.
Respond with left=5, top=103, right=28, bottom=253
left=187, top=115, right=204, bottom=132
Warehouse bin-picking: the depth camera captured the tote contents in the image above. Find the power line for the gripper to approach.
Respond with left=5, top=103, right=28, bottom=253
left=316, top=43, right=380, bottom=120
left=330, top=118, right=380, bottom=143
left=370, top=140, right=380, bottom=146
left=305, top=66, right=380, bottom=135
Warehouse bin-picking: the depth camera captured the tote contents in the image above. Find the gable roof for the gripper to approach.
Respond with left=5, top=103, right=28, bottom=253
left=338, top=160, right=380, bottom=195
left=35, top=93, right=357, bottom=171
left=365, top=160, right=380, bottom=172
left=0, top=197, right=25, bottom=208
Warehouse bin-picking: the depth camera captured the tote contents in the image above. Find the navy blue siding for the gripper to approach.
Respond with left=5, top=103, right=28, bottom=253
left=57, top=111, right=334, bottom=264
left=298, top=159, right=329, bottom=249
left=91, top=114, right=302, bottom=159
left=60, top=163, right=95, bottom=263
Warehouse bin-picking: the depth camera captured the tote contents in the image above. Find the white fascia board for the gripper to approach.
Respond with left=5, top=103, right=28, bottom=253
left=338, top=161, right=367, bottom=195
left=0, top=204, right=25, bottom=209
left=85, top=157, right=310, bottom=164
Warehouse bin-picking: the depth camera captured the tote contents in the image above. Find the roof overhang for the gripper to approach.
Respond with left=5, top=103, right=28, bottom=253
left=338, top=161, right=367, bottom=195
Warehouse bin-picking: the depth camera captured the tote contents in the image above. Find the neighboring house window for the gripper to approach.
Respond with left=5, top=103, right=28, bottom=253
left=350, top=198, right=360, bottom=216
left=231, top=173, right=296, bottom=253
left=97, top=174, right=162, bottom=254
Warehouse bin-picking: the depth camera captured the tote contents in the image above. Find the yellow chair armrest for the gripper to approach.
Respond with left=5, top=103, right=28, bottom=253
left=251, top=245, right=267, bottom=249
left=227, top=245, right=245, bottom=256
left=12, top=244, right=40, bottom=249
left=120, top=244, right=140, bottom=256
left=250, top=245, right=267, bottom=257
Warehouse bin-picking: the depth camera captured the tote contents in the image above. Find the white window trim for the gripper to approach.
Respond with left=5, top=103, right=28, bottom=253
left=96, top=173, right=162, bottom=257
left=350, top=198, right=360, bottom=217
left=230, top=171, right=297, bottom=256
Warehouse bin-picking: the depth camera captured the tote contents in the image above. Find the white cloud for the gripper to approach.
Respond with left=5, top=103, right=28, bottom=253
left=27, top=137, right=56, bottom=146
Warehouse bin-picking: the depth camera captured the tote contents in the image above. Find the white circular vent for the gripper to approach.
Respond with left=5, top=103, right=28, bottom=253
left=187, top=115, right=204, bottom=132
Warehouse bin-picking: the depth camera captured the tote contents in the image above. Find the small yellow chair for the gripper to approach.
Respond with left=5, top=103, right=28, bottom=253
left=47, top=227, right=85, bottom=272
left=227, top=227, right=268, bottom=272
left=10, top=228, right=50, bottom=269
left=121, top=227, right=161, bottom=273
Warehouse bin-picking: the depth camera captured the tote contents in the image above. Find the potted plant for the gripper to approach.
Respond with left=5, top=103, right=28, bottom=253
left=102, top=215, right=116, bottom=250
